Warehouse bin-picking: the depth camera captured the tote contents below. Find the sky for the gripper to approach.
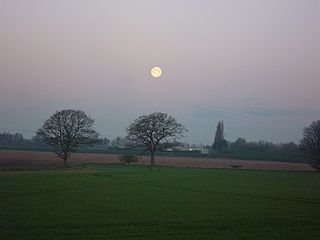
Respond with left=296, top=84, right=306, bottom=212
left=0, top=0, right=319, bottom=144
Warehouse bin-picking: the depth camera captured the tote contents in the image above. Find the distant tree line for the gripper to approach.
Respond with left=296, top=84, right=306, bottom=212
left=0, top=132, right=42, bottom=148
left=0, top=131, right=116, bottom=149
left=224, top=138, right=301, bottom=161
left=1, top=109, right=319, bottom=168
left=209, top=121, right=299, bottom=154
left=228, top=138, right=299, bottom=153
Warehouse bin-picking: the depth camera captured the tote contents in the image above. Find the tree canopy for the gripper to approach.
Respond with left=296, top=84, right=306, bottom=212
left=126, top=112, right=187, bottom=166
left=37, top=109, right=99, bottom=167
left=300, top=120, right=320, bottom=168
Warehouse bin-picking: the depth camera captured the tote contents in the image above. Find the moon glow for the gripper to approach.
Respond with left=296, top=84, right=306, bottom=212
left=151, top=67, right=162, bottom=78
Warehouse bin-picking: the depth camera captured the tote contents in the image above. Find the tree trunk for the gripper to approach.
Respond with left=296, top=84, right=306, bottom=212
left=150, top=151, right=155, bottom=167
left=63, top=152, right=69, bottom=168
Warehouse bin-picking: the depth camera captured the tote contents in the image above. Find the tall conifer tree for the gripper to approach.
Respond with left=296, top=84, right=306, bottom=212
left=212, top=121, right=227, bottom=152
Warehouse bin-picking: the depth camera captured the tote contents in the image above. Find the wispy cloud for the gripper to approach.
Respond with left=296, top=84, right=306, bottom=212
left=189, top=106, right=233, bottom=119
left=244, top=98, right=265, bottom=106
left=184, top=105, right=319, bottom=143
left=190, top=105, right=320, bottom=119
left=243, top=107, right=320, bottom=118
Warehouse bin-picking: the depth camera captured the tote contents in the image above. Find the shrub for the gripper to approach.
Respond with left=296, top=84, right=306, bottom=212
left=119, top=154, right=138, bottom=165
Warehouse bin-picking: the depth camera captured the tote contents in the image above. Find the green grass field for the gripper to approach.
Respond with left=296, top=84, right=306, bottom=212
left=1, top=165, right=320, bottom=239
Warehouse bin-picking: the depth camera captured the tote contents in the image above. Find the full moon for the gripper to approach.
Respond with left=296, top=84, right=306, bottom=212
left=150, top=66, right=162, bottom=78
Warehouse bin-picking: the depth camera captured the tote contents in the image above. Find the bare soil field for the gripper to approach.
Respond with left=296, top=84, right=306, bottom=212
left=0, top=150, right=316, bottom=171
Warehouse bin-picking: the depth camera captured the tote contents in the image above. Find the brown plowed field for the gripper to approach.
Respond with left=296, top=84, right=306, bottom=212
left=0, top=150, right=316, bottom=171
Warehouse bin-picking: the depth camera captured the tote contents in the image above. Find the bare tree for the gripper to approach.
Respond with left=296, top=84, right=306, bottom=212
left=37, top=109, right=99, bottom=167
left=300, top=120, right=320, bottom=168
left=126, top=112, right=187, bottom=166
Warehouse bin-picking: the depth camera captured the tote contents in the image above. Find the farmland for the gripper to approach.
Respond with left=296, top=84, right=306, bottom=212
left=1, top=151, right=320, bottom=239
left=0, top=150, right=315, bottom=171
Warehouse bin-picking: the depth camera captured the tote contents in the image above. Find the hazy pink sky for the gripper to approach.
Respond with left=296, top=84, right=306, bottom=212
left=0, top=0, right=319, bottom=143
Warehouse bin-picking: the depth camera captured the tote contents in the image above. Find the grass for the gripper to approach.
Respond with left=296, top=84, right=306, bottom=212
left=1, top=165, right=320, bottom=239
